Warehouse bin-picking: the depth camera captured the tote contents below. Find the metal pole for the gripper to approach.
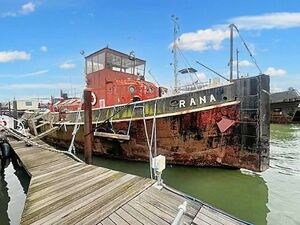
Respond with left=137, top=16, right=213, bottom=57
left=13, top=100, right=18, bottom=129
left=229, top=24, right=234, bottom=81
left=236, top=48, right=239, bottom=79
left=171, top=15, right=179, bottom=93
left=8, top=102, right=11, bottom=117
left=84, top=89, right=93, bottom=164
left=171, top=201, right=187, bottom=225
left=0, top=103, right=2, bottom=115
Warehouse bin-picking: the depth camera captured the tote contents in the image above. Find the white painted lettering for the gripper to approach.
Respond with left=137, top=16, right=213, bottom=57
left=210, top=94, right=216, bottom=102
left=190, top=98, right=196, bottom=106
left=199, top=96, right=206, bottom=104
left=179, top=100, right=186, bottom=108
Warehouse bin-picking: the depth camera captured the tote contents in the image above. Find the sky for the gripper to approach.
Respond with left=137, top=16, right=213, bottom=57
left=1, top=0, right=300, bottom=101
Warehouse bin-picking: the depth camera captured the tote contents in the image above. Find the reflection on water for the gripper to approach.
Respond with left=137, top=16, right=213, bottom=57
left=262, top=124, right=300, bottom=225
left=0, top=157, right=30, bottom=225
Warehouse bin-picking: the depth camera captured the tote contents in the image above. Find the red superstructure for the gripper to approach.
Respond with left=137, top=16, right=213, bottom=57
left=49, top=48, right=159, bottom=112
left=85, top=48, right=158, bottom=108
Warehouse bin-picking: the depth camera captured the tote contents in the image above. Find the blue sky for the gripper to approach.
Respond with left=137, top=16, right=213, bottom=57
left=0, top=0, right=300, bottom=101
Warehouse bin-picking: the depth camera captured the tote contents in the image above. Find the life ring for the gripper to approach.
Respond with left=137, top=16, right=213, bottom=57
left=91, top=92, right=97, bottom=106
left=0, top=120, right=7, bottom=127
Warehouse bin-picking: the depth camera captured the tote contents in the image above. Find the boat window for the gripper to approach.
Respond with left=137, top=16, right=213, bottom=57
left=86, top=57, right=93, bottom=74
left=107, top=53, right=122, bottom=72
left=86, top=52, right=105, bottom=74
left=135, top=63, right=145, bottom=76
left=92, top=52, right=105, bottom=72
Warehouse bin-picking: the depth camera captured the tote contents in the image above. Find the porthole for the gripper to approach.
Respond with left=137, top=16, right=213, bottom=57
left=129, top=86, right=136, bottom=93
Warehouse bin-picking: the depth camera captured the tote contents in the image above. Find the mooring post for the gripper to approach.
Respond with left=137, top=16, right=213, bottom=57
left=13, top=100, right=18, bottom=129
left=84, top=89, right=93, bottom=164
left=8, top=102, right=11, bottom=117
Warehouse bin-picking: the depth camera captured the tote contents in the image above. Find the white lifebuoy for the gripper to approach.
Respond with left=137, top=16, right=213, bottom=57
left=0, top=120, right=7, bottom=127
left=91, top=92, right=97, bottom=106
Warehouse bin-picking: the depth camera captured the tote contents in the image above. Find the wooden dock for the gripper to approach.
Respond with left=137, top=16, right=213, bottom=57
left=8, top=138, right=250, bottom=225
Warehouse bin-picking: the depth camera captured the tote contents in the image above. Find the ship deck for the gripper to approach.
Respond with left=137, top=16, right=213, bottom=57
left=7, top=134, right=250, bottom=225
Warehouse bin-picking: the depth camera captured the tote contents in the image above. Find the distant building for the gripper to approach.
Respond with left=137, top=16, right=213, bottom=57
left=15, top=99, right=39, bottom=111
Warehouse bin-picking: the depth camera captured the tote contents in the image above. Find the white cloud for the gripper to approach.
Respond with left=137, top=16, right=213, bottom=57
left=40, top=46, right=47, bottom=52
left=20, top=2, right=35, bottom=15
left=1, top=12, right=17, bottom=17
left=175, top=12, right=300, bottom=52
left=0, top=70, right=48, bottom=78
left=0, top=51, right=31, bottom=63
left=176, top=28, right=231, bottom=52
left=20, top=70, right=48, bottom=77
left=233, top=60, right=253, bottom=67
left=0, top=83, right=84, bottom=90
left=1, top=2, right=36, bottom=17
left=229, top=12, right=300, bottom=30
left=264, top=67, right=287, bottom=76
left=59, top=61, right=76, bottom=69
left=270, top=85, right=284, bottom=93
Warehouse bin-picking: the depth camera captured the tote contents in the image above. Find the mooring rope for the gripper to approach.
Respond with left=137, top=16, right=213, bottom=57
left=0, top=123, right=84, bottom=163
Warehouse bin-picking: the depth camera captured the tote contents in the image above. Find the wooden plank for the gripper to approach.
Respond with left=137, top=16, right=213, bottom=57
left=27, top=167, right=110, bottom=203
left=192, top=216, right=210, bottom=225
left=199, top=207, right=244, bottom=225
left=35, top=126, right=59, bottom=139
left=94, top=131, right=130, bottom=140
left=143, top=187, right=199, bottom=218
left=128, top=198, right=169, bottom=225
left=36, top=121, right=50, bottom=129
left=101, top=217, right=116, bottom=225
left=28, top=174, right=136, bottom=225
left=109, top=213, right=129, bottom=225
left=22, top=171, right=122, bottom=223
left=131, top=196, right=174, bottom=223
left=115, top=208, right=142, bottom=225
left=30, top=159, right=76, bottom=177
left=196, top=212, right=223, bottom=225
left=28, top=165, right=97, bottom=194
left=32, top=162, right=82, bottom=181
left=122, top=204, right=157, bottom=225
left=76, top=178, right=154, bottom=225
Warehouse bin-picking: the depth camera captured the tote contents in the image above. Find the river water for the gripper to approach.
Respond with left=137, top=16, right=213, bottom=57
left=0, top=124, right=299, bottom=225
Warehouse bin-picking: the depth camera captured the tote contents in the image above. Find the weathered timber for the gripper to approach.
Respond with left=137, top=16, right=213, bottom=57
left=9, top=137, right=250, bottom=225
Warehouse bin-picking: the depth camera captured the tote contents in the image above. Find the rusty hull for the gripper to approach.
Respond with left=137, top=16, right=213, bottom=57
left=36, top=75, right=270, bottom=172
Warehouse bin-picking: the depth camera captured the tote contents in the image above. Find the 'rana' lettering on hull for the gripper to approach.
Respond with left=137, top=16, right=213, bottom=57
left=179, top=94, right=216, bottom=108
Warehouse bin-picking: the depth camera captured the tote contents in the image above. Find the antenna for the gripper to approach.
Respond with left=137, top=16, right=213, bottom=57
left=236, top=48, right=239, bottom=79
left=229, top=24, right=234, bottom=81
left=171, top=15, right=179, bottom=93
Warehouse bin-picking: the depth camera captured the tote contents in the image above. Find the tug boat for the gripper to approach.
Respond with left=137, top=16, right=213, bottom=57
left=24, top=45, right=270, bottom=172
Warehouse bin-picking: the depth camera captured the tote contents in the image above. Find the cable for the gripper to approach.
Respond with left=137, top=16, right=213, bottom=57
left=233, top=25, right=262, bottom=74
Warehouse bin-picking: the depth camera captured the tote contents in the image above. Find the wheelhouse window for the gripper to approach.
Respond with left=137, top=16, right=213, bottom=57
left=106, top=53, right=122, bottom=72
left=85, top=48, right=146, bottom=76
left=86, top=52, right=105, bottom=74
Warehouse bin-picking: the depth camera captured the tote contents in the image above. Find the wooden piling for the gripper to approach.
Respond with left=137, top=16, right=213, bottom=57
left=84, top=89, right=93, bottom=164
left=13, top=100, right=18, bottom=128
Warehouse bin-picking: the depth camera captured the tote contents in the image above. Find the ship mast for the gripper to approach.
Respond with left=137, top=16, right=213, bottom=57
left=171, top=15, right=179, bottom=93
left=236, top=48, right=239, bottom=79
left=229, top=24, right=234, bottom=81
